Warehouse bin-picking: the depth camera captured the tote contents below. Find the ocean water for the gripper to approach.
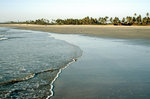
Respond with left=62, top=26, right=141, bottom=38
left=0, top=27, right=82, bottom=98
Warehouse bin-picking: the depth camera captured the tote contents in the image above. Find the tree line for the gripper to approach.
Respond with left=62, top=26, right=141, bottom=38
left=8, top=13, right=150, bottom=25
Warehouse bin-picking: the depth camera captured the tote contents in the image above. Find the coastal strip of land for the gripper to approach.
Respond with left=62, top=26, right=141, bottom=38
left=0, top=24, right=150, bottom=39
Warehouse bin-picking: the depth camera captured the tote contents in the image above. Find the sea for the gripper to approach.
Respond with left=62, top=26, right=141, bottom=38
left=0, top=27, right=82, bottom=98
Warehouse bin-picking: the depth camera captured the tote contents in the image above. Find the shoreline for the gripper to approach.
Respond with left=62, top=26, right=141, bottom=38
left=0, top=24, right=150, bottom=39
left=49, top=31, right=150, bottom=99
left=46, top=56, right=81, bottom=99
left=0, top=27, right=83, bottom=98
left=47, top=59, right=76, bottom=99
left=1, top=25, right=150, bottom=98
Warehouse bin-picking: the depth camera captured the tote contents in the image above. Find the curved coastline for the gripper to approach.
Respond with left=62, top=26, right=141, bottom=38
left=0, top=59, right=80, bottom=98
left=1, top=26, right=150, bottom=98
left=46, top=33, right=83, bottom=99
left=47, top=58, right=78, bottom=99
left=47, top=32, right=83, bottom=99
left=0, top=27, right=83, bottom=98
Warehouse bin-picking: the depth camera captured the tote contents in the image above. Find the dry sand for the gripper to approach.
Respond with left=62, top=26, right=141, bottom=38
left=0, top=24, right=150, bottom=39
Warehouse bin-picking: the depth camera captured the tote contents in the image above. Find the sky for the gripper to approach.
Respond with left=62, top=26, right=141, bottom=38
left=0, top=0, right=149, bottom=22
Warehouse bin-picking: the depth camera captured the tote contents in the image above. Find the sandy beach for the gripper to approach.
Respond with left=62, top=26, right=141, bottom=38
left=1, top=0, right=150, bottom=98
left=0, top=24, right=150, bottom=39
left=1, top=25, right=150, bottom=99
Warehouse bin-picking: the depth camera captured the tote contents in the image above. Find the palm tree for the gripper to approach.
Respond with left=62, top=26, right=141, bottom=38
left=110, top=17, right=113, bottom=24
left=142, top=17, right=147, bottom=24
left=102, top=17, right=106, bottom=24
left=122, top=17, right=125, bottom=24
left=126, top=16, right=132, bottom=24
left=137, top=15, right=142, bottom=24
left=146, top=12, right=149, bottom=18
left=134, top=13, right=137, bottom=17
left=94, top=18, right=98, bottom=24
left=132, top=17, right=136, bottom=24
left=146, top=13, right=150, bottom=24
left=98, top=17, right=102, bottom=24
left=105, top=16, right=109, bottom=24
left=101, top=17, right=105, bottom=24
left=113, top=17, right=120, bottom=25
left=132, top=13, right=137, bottom=24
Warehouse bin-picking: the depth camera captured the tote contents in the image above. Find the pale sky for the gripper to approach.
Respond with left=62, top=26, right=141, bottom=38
left=0, top=0, right=149, bottom=22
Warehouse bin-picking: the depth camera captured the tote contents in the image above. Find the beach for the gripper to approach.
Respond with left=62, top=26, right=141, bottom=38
left=0, top=24, right=150, bottom=39
left=1, top=0, right=150, bottom=98
left=1, top=25, right=150, bottom=99
left=49, top=33, right=150, bottom=99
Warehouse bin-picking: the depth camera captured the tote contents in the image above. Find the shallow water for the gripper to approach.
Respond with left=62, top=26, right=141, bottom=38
left=0, top=27, right=82, bottom=98
left=50, top=33, right=150, bottom=99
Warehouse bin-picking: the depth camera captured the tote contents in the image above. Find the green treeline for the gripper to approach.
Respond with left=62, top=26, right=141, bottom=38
left=8, top=13, right=150, bottom=25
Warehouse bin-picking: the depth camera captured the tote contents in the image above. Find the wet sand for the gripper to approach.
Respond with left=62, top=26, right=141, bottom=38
left=49, top=33, right=150, bottom=99
left=0, top=24, right=150, bottom=39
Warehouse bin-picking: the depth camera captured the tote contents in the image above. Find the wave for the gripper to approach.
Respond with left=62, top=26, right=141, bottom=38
left=46, top=58, right=78, bottom=99
left=0, top=58, right=77, bottom=86
left=0, top=73, right=35, bottom=86
left=0, top=28, right=83, bottom=98
left=0, top=37, right=8, bottom=41
left=0, top=34, right=8, bottom=41
left=0, top=35, right=6, bottom=37
left=0, top=68, right=59, bottom=86
left=0, top=58, right=78, bottom=99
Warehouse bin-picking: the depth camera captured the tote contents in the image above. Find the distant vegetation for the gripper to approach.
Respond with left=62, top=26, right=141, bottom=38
left=4, top=13, right=150, bottom=26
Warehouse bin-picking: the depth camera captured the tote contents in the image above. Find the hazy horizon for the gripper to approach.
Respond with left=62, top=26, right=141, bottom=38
left=0, top=0, right=150, bottom=22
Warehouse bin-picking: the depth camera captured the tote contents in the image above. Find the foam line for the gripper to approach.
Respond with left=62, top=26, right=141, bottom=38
left=46, top=59, right=76, bottom=99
